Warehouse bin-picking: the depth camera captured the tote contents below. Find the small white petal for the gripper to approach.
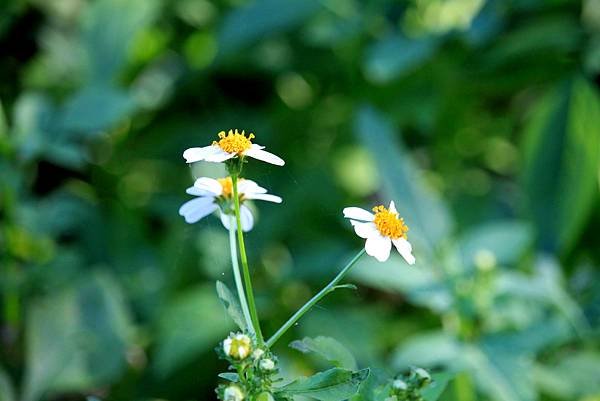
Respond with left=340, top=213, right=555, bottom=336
left=220, top=206, right=254, bottom=232
left=365, top=233, right=392, bottom=262
left=351, top=221, right=378, bottom=239
left=245, top=193, right=282, bottom=203
left=238, top=179, right=267, bottom=194
left=244, top=146, right=285, bottom=166
left=186, top=186, right=214, bottom=197
left=392, top=238, right=416, bottom=265
left=389, top=200, right=398, bottom=214
left=240, top=205, right=254, bottom=232
left=183, top=145, right=220, bottom=163
left=204, top=148, right=236, bottom=163
left=343, top=207, right=375, bottom=221
left=194, top=177, right=222, bottom=196
left=179, top=197, right=217, bottom=223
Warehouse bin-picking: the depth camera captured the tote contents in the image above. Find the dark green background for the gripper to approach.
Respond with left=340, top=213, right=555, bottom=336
left=1, top=0, right=599, bottom=400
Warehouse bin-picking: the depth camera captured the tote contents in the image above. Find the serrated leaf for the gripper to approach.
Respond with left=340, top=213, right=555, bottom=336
left=277, top=368, right=369, bottom=401
left=216, top=280, right=247, bottom=331
left=290, top=336, right=357, bottom=370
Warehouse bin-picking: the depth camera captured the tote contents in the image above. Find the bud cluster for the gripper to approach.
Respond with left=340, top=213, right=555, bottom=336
left=385, top=367, right=433, bottom=401
left=216, top=332, right=281, bottom=401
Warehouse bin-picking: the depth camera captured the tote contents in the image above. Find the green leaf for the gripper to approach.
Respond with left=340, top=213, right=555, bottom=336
left=82, top=0, right=159, bottom=82
left=216, top=280, right=247, bottom=331
left=154, top=285, right=233, bottom=376
left=59, top=85, right=134, bottom=135
left=351, top=255, right=452, bottom=312
left=458, top=220, right=533, bottom=268
left=290, top=336, right=357, bottom=370
left=533, top=351, right=600, bottom=400
left=277, top=368, right=370, bottom=401
left=355, top=105, right=454, bottom=256
left=218, top=372, right=240, bottom=382
left=22, top=272, right=134, bottom=401
left=522, top=77, right=600, bottom=254
left=217, top=0, right=321, bottom=57
left=422, top=372, right=454, bottom=401
left=393, top=331, right=462, bottom=369
left=0, top=367, right=15, bottom=401
left=364, top=35, right=439, bottom=83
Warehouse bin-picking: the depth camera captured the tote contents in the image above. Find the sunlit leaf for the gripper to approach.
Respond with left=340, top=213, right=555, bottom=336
left=276, top=368, right=369, bottom=401
left=290, top=336, right=357, bottom=370
left=216, top=280, right=247, bottom=331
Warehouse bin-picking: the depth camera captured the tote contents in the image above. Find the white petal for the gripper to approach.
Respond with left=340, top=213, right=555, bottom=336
left=392, top=238, right=416, bottom=265
left=365, top=233, right=392, bottom=262
left=220, top=212, right=234, bottom=231
left=204, top=148, right=236, bottom=163
left=183, top=145, right=221, bottom=163
left=178, top=197, right=217, bottom=223
left=244, top=146, right=285, bottom=166
left=219, top=206, right=254, bottom=232
left=240, top=205, right=254, bottom=232
left=343, top=207, right=375, bottom=221
left=194, top=177, right=222, bottom=196
left=238, top=179, right=267, bottom=194
left=245, top=193, right=282, bottom=203
left=351, top=221, right=378, bottom=239
left=389, top=200, right=398, bottom=214
left=186, top=186, right=214, bottom=197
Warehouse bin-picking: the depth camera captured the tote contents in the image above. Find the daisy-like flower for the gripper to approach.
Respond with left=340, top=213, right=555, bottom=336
left=223, top=332, right=253, bottom=360
left=343, top=201, right=415, bottom=264
left=178, top=176, right=282, bottom=232
left=183, top=129, right=285, bottom=166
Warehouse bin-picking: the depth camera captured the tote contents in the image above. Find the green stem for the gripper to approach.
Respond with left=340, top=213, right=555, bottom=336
left=228, top=216, right=255, bottom=336
left=231, top=174, right=264, bottom=344
left=266, top=249, right=366, bottom=348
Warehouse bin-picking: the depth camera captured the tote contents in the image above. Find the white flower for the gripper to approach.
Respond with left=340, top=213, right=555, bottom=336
left=259, top=358, right=275, bottom=371
left=343, top=201, right=415, bottom=264
left=223, top=385, right=245, bottom=401
left=223, top=333, right=252, bottom=360
left=178, top=176, right=282, bottom=232
left=183, top=129, right=284, bottom=166
left=414, top=367, right=431, bottom=381
left=252, top=349, right=265, bottom=360
left=392, top=379, right=407, bottom=390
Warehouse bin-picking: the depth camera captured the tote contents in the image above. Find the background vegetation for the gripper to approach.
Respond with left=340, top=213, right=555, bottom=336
left=1, top=0, right=600, bottom=400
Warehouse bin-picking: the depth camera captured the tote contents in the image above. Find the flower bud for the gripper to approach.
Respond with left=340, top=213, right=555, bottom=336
left=252, top=349, right=265, bottom=360
left=392, top=379, right=407, bottom=390
left=256, top=391, right=275, bottom=401
left=259, top=358, right=275, bottom=371
left=223, top=385, right=245, bottom=401
left=413, top=367, right=431, bottom=387
left=223, top=333, right=252, bottom=360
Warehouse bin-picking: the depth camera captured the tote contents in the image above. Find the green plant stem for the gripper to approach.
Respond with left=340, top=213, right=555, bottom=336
left=231, top=174, right=264, bottom=344
left=266, top=248, right=366, bottom=348
left=228, top=216, right=255, bottom=336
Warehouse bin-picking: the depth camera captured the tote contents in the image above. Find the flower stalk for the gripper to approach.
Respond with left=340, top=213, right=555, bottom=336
left=228, top=215, right=255, bottom=336
left=266, top=248, right=367, bottom=348
left=231, top=172, right=264, bottom=344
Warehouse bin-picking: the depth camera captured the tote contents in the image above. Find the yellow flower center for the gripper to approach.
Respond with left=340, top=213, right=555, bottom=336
left=228, top=335, right=252, bottom=359
left=217, top=177, right=246, bottom=199
left=213, top=129, right=255, bottom=154
left=372, top=205, right=408, bottom=239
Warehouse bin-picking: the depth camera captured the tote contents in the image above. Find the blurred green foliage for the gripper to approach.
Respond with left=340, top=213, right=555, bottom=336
left=1, top=0, right=600, bottom=400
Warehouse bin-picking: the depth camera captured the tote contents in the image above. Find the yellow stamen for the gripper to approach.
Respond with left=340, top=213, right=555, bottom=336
left=372, top=205, right=409, bottom=239
left=217, top=177, right=245, bottom=199
left=212, top=129, right=255, bottom=154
